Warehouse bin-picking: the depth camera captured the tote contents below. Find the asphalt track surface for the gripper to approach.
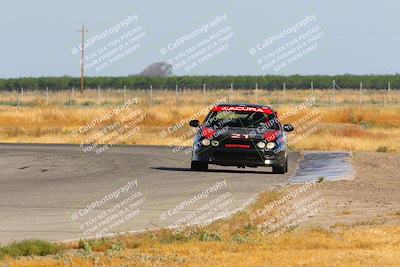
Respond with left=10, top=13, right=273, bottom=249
left=0, top=144, right=304, bottom=244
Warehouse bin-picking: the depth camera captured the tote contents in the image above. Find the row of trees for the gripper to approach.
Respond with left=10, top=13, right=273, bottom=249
left=0, top=75, right=399, bottom=91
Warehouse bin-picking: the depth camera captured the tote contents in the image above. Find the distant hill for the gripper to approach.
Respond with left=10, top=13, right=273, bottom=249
left=139, top=62, right=173, bottom=77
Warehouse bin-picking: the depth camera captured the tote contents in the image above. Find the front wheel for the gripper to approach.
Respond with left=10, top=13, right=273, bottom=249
left=272, top=165, right=285, bottom=174
left=191, top=161, right=208, bottom=171
left=272, top=156, right=288, bottom=174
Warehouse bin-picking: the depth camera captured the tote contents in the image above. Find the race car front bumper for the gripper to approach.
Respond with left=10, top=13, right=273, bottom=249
left=192, top=145, right=286, bottom=167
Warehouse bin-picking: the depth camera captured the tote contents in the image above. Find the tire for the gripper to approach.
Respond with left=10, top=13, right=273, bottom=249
left=272, top=156, right=288, bottom=174
left=272, top=165, right=285, bottom=174
left=284, top=156, right=288, bottom=173
left=191, top=161, right=208, bottom=171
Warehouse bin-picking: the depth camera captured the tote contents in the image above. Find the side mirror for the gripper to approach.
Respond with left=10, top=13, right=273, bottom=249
left=283, top=124, right=294, bottom=132
left=189, top=120, right=200, bottom=127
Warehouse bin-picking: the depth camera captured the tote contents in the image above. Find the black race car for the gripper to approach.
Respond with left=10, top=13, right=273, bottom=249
left=189, top=104, right=294, bottom=174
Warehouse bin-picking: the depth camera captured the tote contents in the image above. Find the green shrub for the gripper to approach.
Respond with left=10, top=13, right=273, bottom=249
left=64, top=99, right=76, bottom=106
left=232, top=234, right=248, bottom=243
left=0, top=240, right=59, bottom=259
left=78, top=240, right=92, bottom=254
left=160, top=232, right=188, bottom=243
left=376, top=146, right=389, bottom=153
left=198, top=232, right=222, bottom=242
left=82, top=100, right=95, bottom=106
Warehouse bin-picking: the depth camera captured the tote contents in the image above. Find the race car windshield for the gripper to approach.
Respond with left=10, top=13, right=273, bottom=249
left=205, top=111, right=279, bottom=129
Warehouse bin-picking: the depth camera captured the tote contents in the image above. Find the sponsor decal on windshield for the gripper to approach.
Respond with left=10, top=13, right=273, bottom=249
left=213, top=106, right=273, bottom=114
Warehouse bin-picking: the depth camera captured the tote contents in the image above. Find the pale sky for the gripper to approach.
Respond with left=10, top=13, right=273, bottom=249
left=1, top=0, right=399, bottom=77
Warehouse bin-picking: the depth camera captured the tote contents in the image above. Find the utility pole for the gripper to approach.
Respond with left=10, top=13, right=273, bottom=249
left=77, top=25, right=88, bottom=93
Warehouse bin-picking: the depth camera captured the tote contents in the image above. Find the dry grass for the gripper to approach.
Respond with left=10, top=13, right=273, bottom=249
left=3, top=190, right=400, bottom=267
left=2, top=89, right=399, bottom=266
left=1, top=89, right=400, bottom=152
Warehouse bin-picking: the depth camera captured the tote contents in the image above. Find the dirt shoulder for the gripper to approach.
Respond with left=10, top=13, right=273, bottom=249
left=305, top=152, right=400, bottom=228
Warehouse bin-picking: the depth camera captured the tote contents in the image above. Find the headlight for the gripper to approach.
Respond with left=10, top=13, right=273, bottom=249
left=211, top=140, right=219, bottom=147
left=201, top=138, right=211, bottom=146
left=266, top=142, right=276, bottom=149
left=257, top=141, right=266, bottom=149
